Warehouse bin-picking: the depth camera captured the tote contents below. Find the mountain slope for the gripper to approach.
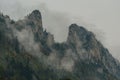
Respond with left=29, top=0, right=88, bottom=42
left=0, top=10, right=120, bottom=80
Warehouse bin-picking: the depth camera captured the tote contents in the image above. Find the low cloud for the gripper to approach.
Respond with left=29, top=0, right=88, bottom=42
left=13, top=27, right=41, bottom=57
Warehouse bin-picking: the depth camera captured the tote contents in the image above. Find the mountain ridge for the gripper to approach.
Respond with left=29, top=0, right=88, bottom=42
left=0, top=10, right=120, bottom=80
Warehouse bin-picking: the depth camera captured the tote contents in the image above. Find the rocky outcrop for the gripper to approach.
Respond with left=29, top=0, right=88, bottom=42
left=0, top=10, right=120, bottom=80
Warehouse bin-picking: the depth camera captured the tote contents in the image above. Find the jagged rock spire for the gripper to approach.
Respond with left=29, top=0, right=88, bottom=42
left=68, top=23, right=96, bottom=43
left=27, top=10, right=43, bottom=28
left=0, top=10, right=120, bottom=80
left=28, top=10, right=42, bottom=21
left=26, top=10, right=43, bottom=34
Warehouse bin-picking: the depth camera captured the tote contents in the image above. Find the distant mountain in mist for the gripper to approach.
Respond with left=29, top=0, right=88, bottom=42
left=0, top=10, right=120, bottom=80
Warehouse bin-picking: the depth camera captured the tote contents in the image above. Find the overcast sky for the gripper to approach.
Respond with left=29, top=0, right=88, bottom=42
left=0, top=0, right=120, bottom=60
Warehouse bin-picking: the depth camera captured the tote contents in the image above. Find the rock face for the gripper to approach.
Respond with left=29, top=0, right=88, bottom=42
left=0, top=10, right=120, bottom=80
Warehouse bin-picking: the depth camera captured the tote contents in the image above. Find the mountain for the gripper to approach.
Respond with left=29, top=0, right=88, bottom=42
left=0, top=10, right=120, bottom=80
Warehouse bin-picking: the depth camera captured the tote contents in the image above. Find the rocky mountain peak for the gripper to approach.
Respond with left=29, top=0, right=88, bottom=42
left=28, top=10, right=42, bottom=21
left=22, top=10, right=43, bottom=35
left=67, top=24, right=96, bottom=46
left=68, top=24, right=93, bottom=37
left=69, top=24, right=87, bottom=32
left=0, top=10, right=120, bottom=80
left=26, top=10, right=42, bottom=29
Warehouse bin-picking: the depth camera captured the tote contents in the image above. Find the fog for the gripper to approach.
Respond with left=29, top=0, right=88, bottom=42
left=0, top=0, right=120, bottom=60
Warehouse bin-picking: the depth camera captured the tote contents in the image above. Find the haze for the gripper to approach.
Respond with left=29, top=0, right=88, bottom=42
left=0, top=0, right=120, bottom=60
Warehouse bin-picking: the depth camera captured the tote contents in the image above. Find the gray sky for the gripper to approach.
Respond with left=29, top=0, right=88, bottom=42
left=0, top=0, right=120, bottom=60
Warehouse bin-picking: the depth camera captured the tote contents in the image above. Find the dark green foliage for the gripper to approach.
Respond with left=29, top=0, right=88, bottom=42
left=10, top=20, right=15, bottom=24
left=52, top=43, right=68, bottom=54
left=0, top=17, right=5, bottom=23
left=0, top=48, right=57, bottom=80
left=15, top=25, right=24, bottom=31
left=0, top=10, right=120, bottom=80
